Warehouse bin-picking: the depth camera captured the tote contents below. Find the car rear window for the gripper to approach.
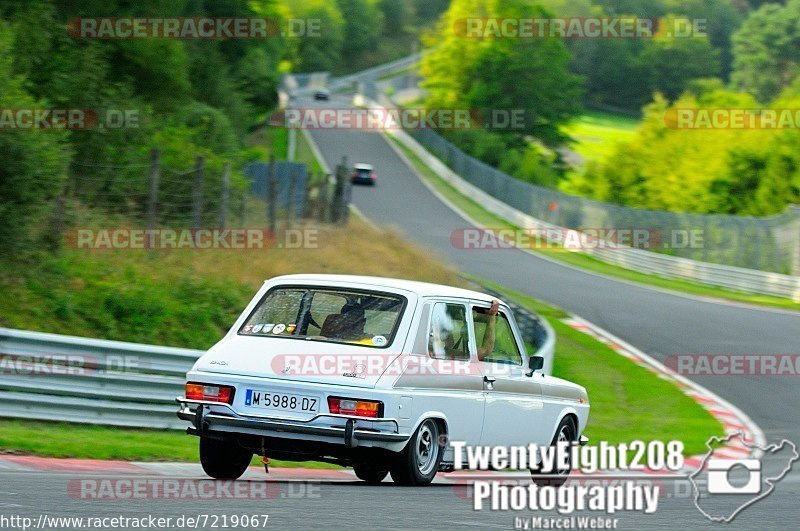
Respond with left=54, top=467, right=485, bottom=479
left=239, top=286, right=406, bottom=348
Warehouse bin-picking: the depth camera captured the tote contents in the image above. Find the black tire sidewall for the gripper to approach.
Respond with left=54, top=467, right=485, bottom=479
left=353, top=463, right=389, bottom=483
left=199, top=437, right=252, bottom=480
left=530, top=417, right=577, bottom=487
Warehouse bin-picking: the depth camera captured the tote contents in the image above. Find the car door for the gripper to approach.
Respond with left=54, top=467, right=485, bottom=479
left=393, top=299, right=486, bottom=448
left=472, top=302, right=550, bottom=447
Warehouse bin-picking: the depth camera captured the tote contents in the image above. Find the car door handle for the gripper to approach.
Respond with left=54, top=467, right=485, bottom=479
left=483, top=376, right=496, bottom=384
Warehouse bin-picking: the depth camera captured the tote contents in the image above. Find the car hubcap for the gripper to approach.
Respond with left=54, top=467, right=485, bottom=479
left=415, top=422, right=438, bottom=475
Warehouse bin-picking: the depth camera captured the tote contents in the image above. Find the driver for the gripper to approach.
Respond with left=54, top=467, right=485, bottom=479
left=477, top=299, right=500, bottom=361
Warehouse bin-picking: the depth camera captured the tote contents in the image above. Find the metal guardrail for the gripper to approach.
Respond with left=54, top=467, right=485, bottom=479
left=365, top=73, right=800, bottom=276
left=0, top=327, right=201, bottom=429
left=0, top=287, right=557, bottom=429
left=327, top=53, right=424, bottom=93
left=360, top=92, right=800, bottom=302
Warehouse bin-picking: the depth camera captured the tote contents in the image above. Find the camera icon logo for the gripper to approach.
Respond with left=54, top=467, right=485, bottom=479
left=690, top=432, right=799, bottom=522
left=706, top=458, right=761, bottom=494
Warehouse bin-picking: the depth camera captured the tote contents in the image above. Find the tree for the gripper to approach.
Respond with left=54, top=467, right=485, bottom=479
left=638, top=18, right=721, bottom=102
left=421, top=0, right=583, bottom=144
left=337, top=0, right=384, bottom=60
left=0, top=22, right=70, bottom=253
left=732, top=0, right=800, bottom=102
left=380, top=0, right=414, bottom=37
left=284, top=0, right=345, bottom=72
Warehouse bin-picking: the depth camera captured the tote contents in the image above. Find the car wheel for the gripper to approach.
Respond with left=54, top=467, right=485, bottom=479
left=390, top=419, right=443, bottom=486
left=530, top=416, right=576, bottom=487
left=353, top=463, right=389, bottom=484
left=199, top=437, right=252, bottom=480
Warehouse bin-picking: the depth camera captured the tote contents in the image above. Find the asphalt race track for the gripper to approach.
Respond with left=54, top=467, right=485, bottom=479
left=2, top=95, right=798, bottom=530
left=307, top=95, right=800, bottom=527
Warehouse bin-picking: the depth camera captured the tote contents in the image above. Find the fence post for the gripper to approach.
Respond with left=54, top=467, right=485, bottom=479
left=317, top=175, right=329, bottom=222
left=192, top=155, right=205, bottom=229
left=287, top=125, right=297, bottom=162
left=267, top=154, right=277, bottom=233
left=791, top=205, right=800, bottom=276
left=303, top=172, right=313, bottom=220
left=287, top=165, right=297, bottom=228
left=342, top=169, right=352, bottom=224
left=332, top=156, right=348, bottom=223
left=219, top=162, right=230, bottom=228
left=147, top=149, right=160, bottom=233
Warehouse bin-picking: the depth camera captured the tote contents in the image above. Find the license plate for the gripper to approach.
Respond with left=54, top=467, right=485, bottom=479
left=244, top=389, right=319, bottom=414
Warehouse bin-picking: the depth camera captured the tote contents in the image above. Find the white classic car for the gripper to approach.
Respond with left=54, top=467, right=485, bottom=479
left=178, top=274, right=589, bottom=486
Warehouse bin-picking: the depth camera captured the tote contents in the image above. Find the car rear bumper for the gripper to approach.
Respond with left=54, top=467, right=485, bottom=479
left=177, top=398, right=409, bottom=448
left=351, top=177, right=375, bottom=185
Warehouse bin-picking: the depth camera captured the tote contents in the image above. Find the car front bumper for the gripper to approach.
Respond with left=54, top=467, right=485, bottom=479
left=177, top=398, right=409, bottom=448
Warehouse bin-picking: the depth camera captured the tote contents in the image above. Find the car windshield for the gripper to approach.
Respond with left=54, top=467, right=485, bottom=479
left=239, top=286, right=405, bottom=348
left=356, top=168, right=371, bottom=176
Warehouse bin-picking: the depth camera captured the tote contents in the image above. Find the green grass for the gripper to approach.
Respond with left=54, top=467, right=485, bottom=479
left=0, top=419, right=339, bottom=468
left=390, top=135, right=800, bottom=312
left=260, top=126, right=289, bottom=160
left=560, top=110, right=639, bottom=165
left=295, top=129, right=325, bottom=179
left=470, top=277, right=724, bottom=455
left=0, top=270, right=723, bottom=462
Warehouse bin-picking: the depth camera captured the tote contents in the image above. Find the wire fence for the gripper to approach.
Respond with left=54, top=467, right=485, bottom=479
left=52, top=150, right=356, bottom=248
left=361, top=75, right=800, bottom=275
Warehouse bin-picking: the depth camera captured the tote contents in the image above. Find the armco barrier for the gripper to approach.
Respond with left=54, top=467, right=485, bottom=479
left=0, top=327, right=201, bottom=429
left=365, top=94, right=800, bottom=302
left=0, top=304, right=556, bottom=428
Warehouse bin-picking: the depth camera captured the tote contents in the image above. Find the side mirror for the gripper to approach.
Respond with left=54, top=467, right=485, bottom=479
left=526, top=355, right=544, bottom=376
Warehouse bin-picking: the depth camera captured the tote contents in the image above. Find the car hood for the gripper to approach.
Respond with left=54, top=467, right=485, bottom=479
left=193, top=335, right=403, bottom=389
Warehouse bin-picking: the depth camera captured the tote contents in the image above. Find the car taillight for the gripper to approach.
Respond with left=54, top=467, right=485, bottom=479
left=185, top=382, right=234, bottom=404
left=370, top=172, right=376, bottom=179
left=351, top=171, right=358, bottom=178
left=327, top=397, right=382, bottom=418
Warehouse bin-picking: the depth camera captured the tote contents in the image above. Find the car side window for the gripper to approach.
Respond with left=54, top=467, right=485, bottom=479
left=428, top=303, right=470, bottom=361
left=473, top=308, right=523, bottom=366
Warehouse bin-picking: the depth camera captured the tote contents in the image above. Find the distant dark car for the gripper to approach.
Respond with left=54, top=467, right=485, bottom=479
left=314, top=88, right=330, bottom=100
left=351, top=163, right=376, bottom=185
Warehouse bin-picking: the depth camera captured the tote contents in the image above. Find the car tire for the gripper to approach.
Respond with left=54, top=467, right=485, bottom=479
left=199, top=437, right=252, bottom=480
left=353, top=463, right=389, bottom=484
left=389, top=419, right=443, bottom=486
left=530, top=416, right=577, bottom=487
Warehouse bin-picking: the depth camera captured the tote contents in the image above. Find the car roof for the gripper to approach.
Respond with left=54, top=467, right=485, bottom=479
left=266, top=274, right=499, bottom=303
left=353, top=163, right=373, bottom=170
